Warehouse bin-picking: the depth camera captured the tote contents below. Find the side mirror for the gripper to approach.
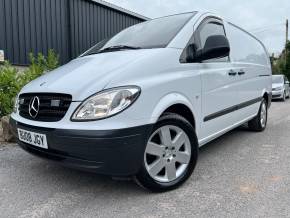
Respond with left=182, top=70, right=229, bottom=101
left=200, top=35, right=230, bottom=61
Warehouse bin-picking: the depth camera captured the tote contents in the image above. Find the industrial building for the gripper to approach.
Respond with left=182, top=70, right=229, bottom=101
left=0, top=0, right=148, bottom=65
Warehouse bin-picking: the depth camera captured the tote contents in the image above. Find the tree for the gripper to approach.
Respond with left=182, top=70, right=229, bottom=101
left=285, top=41, right=290, bottom=79
left=271, top=40, right=290, bottom=79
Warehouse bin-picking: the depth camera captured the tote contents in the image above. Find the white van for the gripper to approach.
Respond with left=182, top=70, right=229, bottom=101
left=11, top=11, right=272, bottom=192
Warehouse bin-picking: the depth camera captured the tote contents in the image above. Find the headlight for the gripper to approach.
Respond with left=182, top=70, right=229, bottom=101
left=277, top=86, right=283, bottom=90
left=71, top=86, right=141, bottom=121
left=274, top=86, right=283, bottom=91
left=13, top=95, right=19, bottom=113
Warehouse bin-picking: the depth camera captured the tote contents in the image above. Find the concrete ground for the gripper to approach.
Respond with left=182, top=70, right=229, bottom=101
left=0, top=101, right=290, bottom=218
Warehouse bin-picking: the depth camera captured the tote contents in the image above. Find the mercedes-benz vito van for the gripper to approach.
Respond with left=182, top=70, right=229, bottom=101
left=10, top=11, right=272, bottom=192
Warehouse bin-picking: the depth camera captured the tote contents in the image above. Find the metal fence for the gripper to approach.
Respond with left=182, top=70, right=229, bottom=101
left=0, top=0, right=146, bottom=65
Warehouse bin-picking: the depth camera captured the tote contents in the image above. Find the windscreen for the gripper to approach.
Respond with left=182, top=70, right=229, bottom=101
left=83, top=12, right=195, bottom=55
left=272, top=75, right=283, bottom=83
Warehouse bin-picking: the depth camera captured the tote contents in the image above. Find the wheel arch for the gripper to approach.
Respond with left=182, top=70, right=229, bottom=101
left=262, top=91, right=271, bottom=108
left=149, top=93, right=198, bottom=130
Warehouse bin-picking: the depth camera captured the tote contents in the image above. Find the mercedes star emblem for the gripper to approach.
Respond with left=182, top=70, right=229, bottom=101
left=29, top=96, right=40, bottom=118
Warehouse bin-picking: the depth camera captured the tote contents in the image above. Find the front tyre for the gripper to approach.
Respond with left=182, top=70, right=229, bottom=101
left=282, top=91, right=286, bottom=101
left=135, top=113, right=198, bottom=192
left=248, top=98, right=268, bottom=132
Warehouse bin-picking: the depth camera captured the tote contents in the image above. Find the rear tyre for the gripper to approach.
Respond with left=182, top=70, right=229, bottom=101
left=135, top=113, right=198, bottom=192
left=248, top=98, right=268, bottom=132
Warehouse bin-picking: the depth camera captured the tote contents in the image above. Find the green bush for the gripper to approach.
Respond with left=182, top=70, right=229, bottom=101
left=20, top=49, right=59, bottom=86
left=0, top=49, right=59, bottom=117
left=0, top=62, right=21, bottom=117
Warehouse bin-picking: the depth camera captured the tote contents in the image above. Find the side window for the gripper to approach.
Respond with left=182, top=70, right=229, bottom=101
left=179, top=17, right=229, bottom=63
left=226, top=23, right=269, bottom=66
left=196, top=20, right=229, bottom=62
left=198, top=23, right=226, bottom=49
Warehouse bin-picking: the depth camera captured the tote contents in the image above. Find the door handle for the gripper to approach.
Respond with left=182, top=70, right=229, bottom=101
left=238, top=70, right=245, bottom=75
left=228, top=70, right=237, bottom=76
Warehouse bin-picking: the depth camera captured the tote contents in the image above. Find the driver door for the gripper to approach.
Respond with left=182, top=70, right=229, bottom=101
left=197, top=18, right=240, bottom=143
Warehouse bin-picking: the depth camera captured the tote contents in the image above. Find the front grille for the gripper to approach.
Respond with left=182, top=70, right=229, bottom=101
left=272, top=94, right=281, bottom=98
left=18, top=93, right=72, bottom=122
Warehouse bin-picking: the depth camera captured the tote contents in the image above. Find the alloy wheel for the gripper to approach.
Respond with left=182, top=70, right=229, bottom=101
left=144, top=125, right=191, bottom=183
left=260, top=102, right=267, bottom=128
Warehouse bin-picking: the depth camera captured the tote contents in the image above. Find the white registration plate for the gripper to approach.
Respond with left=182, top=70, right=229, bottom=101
left=18, top=128, right=48, bottom=149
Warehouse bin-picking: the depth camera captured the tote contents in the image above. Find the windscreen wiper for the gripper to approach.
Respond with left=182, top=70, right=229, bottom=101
left=97, top=45, right=142, bottom=54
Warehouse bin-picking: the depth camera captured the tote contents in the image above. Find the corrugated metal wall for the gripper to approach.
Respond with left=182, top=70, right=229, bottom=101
left=70, top=0, right=143, bottom=58
left=0, top=0, right=145, bottom=65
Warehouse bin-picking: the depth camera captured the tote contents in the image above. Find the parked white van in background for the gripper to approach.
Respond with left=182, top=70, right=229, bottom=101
left=10, top=11, right=272, bottom=192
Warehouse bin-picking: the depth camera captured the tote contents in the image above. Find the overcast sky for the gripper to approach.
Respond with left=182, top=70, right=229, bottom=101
left=106, top=0, right=289, bottom=55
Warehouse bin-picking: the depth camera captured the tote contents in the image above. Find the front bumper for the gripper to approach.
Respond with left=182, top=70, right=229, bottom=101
left=272, top=90, right=283, bottom=99
left=10, top=118, right=153, bottom=176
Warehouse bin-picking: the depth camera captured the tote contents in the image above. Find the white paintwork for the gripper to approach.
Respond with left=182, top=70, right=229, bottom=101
left=11, top=11, right=272, bottom=147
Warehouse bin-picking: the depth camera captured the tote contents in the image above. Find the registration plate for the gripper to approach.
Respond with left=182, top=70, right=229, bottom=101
left=18, top=128, right=48, bottom=149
